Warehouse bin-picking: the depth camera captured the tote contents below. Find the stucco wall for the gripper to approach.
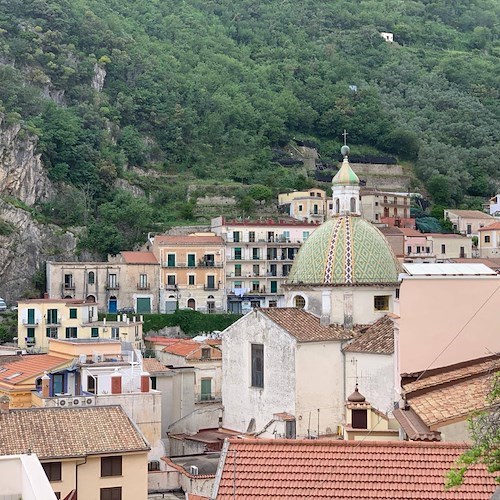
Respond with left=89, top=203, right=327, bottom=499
left=222, top=311, right=296, bottom=433
left=398, top=276, right=500, bottom=373
left=344, top=352, right=395, bottom=415
left=295, top=341, right=345, bottom=436
left=437, top=420, right=471, bottom=443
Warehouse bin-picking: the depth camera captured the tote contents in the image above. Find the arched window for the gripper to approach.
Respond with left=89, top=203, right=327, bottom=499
left=335, top=198, right=340, bottom=214
left=187, top=298, right=196, bottom=310
left=294, top=295, right=306, bottom=309
left=350, top=197, right=356, bottom=213
left=88, top=271, right=95, bottom=285
left=393, top=208, right=398, bottom=217
left=86, top=295, right=96, bottom=303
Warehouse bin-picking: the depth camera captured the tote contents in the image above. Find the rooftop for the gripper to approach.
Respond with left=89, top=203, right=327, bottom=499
left=445, top=209, right=494, bottom=219
left=378, top=225, right=405, bottom=236
left=215, top=439, right=497, bottom=499
left=259, top=308, right=352, bottom=342
left=399, top=227, right=424, bottom=237
left=0, top=354, right=71, bottom=387
left=451, top=258, right=500, bottom=270
left=163, top=453, right=220, bottom=479
left=217, top=216, right=319, bottom=227
left=402, top=263, right=497, bottom=276
left=478, top=221, right=500, bottom=232
left=343, top=315, right=394, bottom=354
left=0, top=406, right=150, bottom=459
left=147, top=337, right=222, bottom=360
left=142, top=357, right=170, bottom=374
left=153, top=234, right=224, bottom=246
left=119, top=251, right=158, bottom=264
left=393, top=406, right=441, bottom=441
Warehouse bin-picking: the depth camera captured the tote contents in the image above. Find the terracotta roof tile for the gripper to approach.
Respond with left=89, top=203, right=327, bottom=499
left=478, top=221, right=500, bottom=231
left=152, top=339, right=222, bottom=360
left=120, top=251, right=158, bottom=264
left=378, top=226, right=405, bottom=236
left=446, top=210, right=494, bottom=219
left=399, top=227, right=424, bottom=237
left=259, top=308, right=351, bottom=342
left=451, top=258, right=500, bottom=270
left=343, top=316, right=394, bottom=354
left=0, top=354, right=71, bottom=387
left=142, top=358, right=170, bottom=374
left=216, top=439, right=497, bottom=499
left=0, top=406, right=150, bottom=459
left=393, top=407, right=441, bottom=441
left=154, top=234, right=224, bottom=246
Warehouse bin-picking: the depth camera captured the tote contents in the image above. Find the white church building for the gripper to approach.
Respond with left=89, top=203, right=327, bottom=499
left=222, top=145, right=401, bottom=438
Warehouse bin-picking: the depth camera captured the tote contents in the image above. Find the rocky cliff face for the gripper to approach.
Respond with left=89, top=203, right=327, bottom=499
left=0, top=114, right=54, bottom=205
left=0, top=115, right=77, bottom=303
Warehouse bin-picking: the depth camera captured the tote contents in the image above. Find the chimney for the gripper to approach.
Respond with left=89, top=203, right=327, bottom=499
left=41, top=372, right=50, bottom=398
left=141, top=371, right=150, bottom=393
left=111, top=368, right=122, bottom=394
left=0, top=395, right=10, bottom=414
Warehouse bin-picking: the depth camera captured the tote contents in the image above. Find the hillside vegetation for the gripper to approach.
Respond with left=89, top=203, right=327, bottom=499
left=0, top=0, right=498, bottom=255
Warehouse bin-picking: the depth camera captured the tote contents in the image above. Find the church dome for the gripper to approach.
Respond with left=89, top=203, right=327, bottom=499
left=287, top=215, right=400, bottom=285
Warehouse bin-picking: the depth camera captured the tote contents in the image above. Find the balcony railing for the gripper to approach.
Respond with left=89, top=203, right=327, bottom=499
left=165, top=284, right=178, bottom=291
left=195, top=392, right=222, bottom=403
left=23, top=319, right=39, bottom=326
left=137, top=283, right=150, bottom=290
left=204, top=285, right=219, bottom=291
left=25, top=338, right=36, bottom=345
left=63, top=284, right=75, bottom=290
left=105, top=283, right=120, bottom=290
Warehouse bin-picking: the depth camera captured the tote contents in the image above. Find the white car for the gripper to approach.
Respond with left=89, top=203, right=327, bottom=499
left=0, top=298, right=7, bottom=311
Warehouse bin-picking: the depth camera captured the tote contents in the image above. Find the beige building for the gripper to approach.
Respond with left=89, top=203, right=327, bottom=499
left=0, top=405, right=150, bottom=500
left=278, top=188, right=328, bottom=223
left=444, top=209, right=494, bottom=236
left=428, top=233, right=472, bottom=259
left=46, top=251, right=159, bottom=314
left=147, top=233, right=225, bottom=314
left=397, top=263, right=500, bottom=374
left=17, top=297, right=144, bottom=351
left=211, top=216, right=319, bottom=312
left=478, top=221, right=500, bottom=258
left=360, top=190, right=413, bottom=227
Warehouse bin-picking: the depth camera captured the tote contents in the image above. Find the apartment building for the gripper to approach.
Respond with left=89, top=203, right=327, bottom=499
left=211, top=216, right=319, bottom=313
left=360, top=190, right=414, bottom=227
left=148, top=233, right=225, bottom=314
left=17, top=297, right=144, bottom=351
left=444, top=209, right=495, bottom=236
left=46, top=251, right=159, bottom=314
left=478, top=221, right=500, bottom=258
left=277, top=188, right=328, bottom=223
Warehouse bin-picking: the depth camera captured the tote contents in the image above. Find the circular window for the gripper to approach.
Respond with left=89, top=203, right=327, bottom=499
left=294, top=295, right=306, bottom=309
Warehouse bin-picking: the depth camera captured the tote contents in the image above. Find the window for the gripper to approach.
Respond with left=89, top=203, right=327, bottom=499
left=283, top=231, right=290, bottom=241
left=269, top=300, right=277, bottom=307
left=42, top=462, right=61, bottom=482
left=69, top=308, right=77, bottom=319
left=26, top=327, right=35, bottom=339
left=27, top=308, right=35, bottom=324
left=235, top=264, right=242, bottom=277
left=335, top=198, right=340, bottom=214
left=167, top=275, right=176, bottom=286
left=200, top=378, right=212, bottom=400
left=87, top=375, right=96, bottom=394
left=298, top=204, right=303, bottom=212
left=108, top=274, right=118, bottom=289
left=249, top=231, right=255, bottom=242
left=234, top=247, right=242, bottom=260
left=467, top=224, right=472, bottom=235
left=352, top=409, right=368, bottom=429
left=485, top=235, right=491, bottom=243
left=88, top=271, right=95, bottom=285
left=294, top=295, right=306, bottom=309
left=150, top=376, right=157, bottom=390
left=234, top=281, right=242, bottom=289
left=148, top=461, right=160, bottom=472
left=350, top=197, right=356, bottom=213
left=252, top=248, right=260, bottom=260
left=47, top=309, right=58, bottom=325
left=233, top=231, right=240, bottom=243
left=416, top=246, right=421, bottom=254
left=139, top=274, right=148, bottom=288
left=285, top=420, right=296, bottom=439
left=313, top=204, right=318, bottom=214
left=101, top=456, right=122, bottom=477
left=187, top=298, right=196, bottom=310
left=441, top=244, right=446, bottom=254
left=270, top=281, right=277, bottom=293
left=46, top=327, right=58, bottom=339
left=53, top=373, right=64, bottom=394
left=91, top=327, right=99, bottom=338
left=167, top=253, right=176, bottom=267
left=374, top=295, right=390, bottom=311
left=252, top=281, right=260, bottom=292
left=100, top=487, right=122, bottom=500
left=253, top=264, right=260, bottom=276
left=65, top=327, right=77, bottom=339
left=187, top=253, right=196, bottom=267
left=201, top=348, right=211, bottom=359
left=111, top=327, right=119, bottom=340
left=407, top=246, right=411, bottom=255
left=302, top=231, right=309, bottom=241
left=251, top=344, right=264, bottom=388
left=188, top=275, right=195, bottom=285
left=375, top=201, right=379, bottom=206
left=64, top=274, right=73, bottom=289
left=375, top=214, right=379, bottom=221
left=206, top=275, right=216, bottom=290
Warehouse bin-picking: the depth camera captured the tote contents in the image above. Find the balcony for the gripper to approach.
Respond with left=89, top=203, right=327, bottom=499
left=195, top=392, right=222, bottom=403
left=63, top=284, right=75, bottom=290
left=25, top=338, right=36, bottom=346
left=204, top=285, right=219, bottom=291
left=22, top=319, right=39, bottom=326
left=137, top=283, right=150, bottom=290
left=105, top=283, right=120, bottom=290
left=162, top=261, right=223, bottom=268
left=165, top=284, right=178, bottom=291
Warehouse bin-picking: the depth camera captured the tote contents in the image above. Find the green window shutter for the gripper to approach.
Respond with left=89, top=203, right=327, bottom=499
left=91, top=327, right=99, bottom=338
left=27, top=328, right=35, bottom=338
left=167, top=254, right=176, bottom=266
left=270, top=281, right=277, bottom=293
left=188, top=254, right=195, bottom=267
left=69, top=308, right=77, bottom=319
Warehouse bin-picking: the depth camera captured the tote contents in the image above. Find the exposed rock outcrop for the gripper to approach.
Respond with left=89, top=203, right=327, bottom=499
left=92, top=63, right=106, bottom=92
left=0, top=199, right=77, bottom=304
left=0, top=114, right=54, bottom=205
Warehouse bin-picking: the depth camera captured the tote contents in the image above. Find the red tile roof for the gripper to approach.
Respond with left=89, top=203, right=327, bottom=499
left=343, top=315, right=394, bottom=354
left=393, top=406, right=441, bottom=441
left=154, top=234, right=224, bottom=246
left=399, top=227, right=425, bottom=237
left=478, top=221, right=500, bottom=231
left=259, top=308, right=352, bottom=342
left=0, top=406, right=150, bottom=459
left=146, top=338, right=222, bottom=360
left=142, top=358, right=170, bottom=374
left=215, top=439, right=497, bottom=499
left=120, top=251, right=158, bottom=264
left=0, top=354, right=71, bottom=388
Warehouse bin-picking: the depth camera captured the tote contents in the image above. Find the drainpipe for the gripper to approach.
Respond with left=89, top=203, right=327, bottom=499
left=75, top=456, right=87, bottom=495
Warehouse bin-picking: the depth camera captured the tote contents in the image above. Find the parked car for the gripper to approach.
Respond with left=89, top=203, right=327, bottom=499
left=0, top=298, right=7, bottom=311
left=117, top=307, right=135, bottom=315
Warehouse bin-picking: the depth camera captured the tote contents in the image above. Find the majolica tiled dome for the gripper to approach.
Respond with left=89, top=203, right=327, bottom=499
left=288, top=216, right=400, bottom=285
